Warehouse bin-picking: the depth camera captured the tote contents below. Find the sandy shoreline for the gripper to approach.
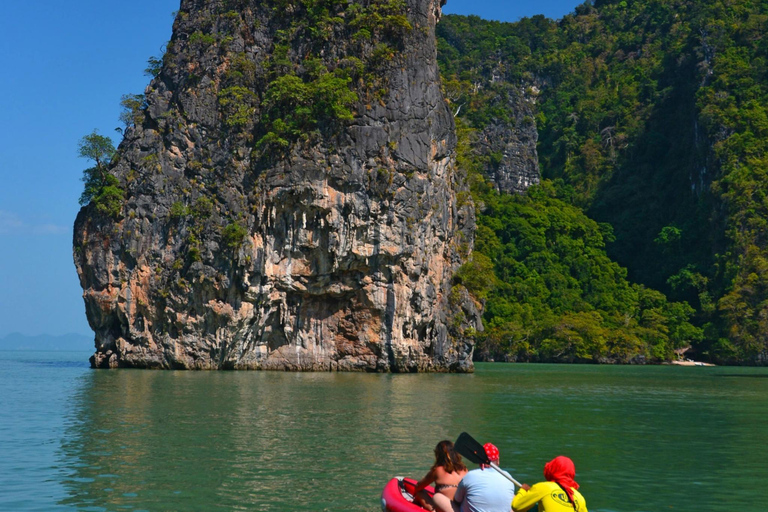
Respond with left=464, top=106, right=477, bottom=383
left=669, top=360, right=716, bottom=367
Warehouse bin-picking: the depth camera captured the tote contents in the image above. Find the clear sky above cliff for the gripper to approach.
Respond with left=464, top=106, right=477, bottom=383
left=0, top=0, right=581, bottom=337
left=442, top=0, right=583, bottom=20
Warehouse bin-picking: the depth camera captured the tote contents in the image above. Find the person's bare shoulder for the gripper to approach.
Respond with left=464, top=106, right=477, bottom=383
left=433, top=465, right=448, bottom=478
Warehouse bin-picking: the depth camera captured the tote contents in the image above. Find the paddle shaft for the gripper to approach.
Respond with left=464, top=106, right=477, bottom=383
left=488, top=461, right=523, bottom=488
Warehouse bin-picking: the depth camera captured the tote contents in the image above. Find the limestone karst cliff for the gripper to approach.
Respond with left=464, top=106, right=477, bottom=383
left=73, top=0, right=481, bottom=371
left=475, top=87, right=540, bottom=195
left=436, top=16, right=541, bottom=196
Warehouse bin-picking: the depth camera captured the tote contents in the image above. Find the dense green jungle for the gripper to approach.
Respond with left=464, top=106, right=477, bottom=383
left=439, top=0, right=768, bottom=365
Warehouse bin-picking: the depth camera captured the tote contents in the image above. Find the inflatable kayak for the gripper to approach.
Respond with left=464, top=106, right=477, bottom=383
left=381, top=477, right=432, bottom=512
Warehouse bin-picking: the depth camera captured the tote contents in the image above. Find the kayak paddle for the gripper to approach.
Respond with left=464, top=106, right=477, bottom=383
left=454, top=432, right=523, bottom=488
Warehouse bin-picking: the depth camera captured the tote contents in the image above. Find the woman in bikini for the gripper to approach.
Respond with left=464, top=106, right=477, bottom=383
left=413, top=440, right=468, bottom=512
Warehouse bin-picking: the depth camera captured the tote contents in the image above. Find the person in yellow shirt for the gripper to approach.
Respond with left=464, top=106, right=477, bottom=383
left=512, top=456, right=587, bottom=512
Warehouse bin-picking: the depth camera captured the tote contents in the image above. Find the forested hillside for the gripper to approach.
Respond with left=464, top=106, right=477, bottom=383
left=438, top=0, right=768, bottom=364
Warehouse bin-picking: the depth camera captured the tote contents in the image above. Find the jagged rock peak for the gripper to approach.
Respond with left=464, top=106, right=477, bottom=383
left=73, top=0, right=481, bottom=372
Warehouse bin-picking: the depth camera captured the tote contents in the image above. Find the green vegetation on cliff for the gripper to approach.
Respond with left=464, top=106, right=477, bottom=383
left=78, top=131, right=123, bottom=218
left=439, top=0, right=768, bottom=364
left=210, top=0, right=414, bottom=152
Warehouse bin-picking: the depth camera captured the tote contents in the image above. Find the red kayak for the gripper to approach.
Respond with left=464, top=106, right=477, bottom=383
left=381, top=477, right=432, bottom=512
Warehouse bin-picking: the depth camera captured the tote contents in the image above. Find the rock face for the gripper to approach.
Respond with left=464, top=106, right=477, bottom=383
left=73, top=0, right=481, bottom=371
left=478, top=87, right=540, bottom=195
left=435, top=17, right=541, bottom=196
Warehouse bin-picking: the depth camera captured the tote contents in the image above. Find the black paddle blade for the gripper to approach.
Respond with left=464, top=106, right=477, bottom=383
left=454, top=432, right=490, bottom=466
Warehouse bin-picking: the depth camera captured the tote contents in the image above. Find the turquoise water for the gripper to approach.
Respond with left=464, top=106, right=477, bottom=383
left=1, top=351, right=766, bottom=511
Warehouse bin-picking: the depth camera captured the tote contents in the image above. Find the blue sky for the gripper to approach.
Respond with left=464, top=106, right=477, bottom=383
left=0, top=0, right=580, bottom=337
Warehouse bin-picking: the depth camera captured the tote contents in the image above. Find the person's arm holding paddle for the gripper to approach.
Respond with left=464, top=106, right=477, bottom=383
left=511, top=483, right=543, bottom=512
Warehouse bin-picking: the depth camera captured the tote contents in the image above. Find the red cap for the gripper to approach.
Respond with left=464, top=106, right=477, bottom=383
left=483, top=443, right=500, bottom=462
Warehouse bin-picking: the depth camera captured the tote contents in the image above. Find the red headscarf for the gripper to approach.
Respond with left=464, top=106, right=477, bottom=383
left=483, top=443, right=500, bottom=462
left=544, top=456, right=579, bottom=505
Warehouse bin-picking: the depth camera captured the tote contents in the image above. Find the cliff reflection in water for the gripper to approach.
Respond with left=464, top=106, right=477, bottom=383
left=57, top=369, right=475, bottom=511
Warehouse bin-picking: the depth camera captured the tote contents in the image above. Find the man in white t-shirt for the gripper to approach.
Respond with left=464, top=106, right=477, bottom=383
left=453, top=443, right=517, bottom=512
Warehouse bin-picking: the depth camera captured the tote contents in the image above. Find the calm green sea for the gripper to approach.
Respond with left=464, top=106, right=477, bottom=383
left=1, top=351, right=766, bottom=512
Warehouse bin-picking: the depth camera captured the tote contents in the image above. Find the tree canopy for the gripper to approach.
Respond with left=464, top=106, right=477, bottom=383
left=77, top=130, right=123, bottom=218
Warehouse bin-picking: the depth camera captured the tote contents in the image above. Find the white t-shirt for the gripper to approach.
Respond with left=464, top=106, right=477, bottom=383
left=454, top=467, right=517, bottom=512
